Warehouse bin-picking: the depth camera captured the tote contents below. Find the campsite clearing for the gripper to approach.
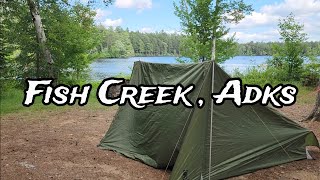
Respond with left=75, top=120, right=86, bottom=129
left=1, top=104, right=319, bottom=180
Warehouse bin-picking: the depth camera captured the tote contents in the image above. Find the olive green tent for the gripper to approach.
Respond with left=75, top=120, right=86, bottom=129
left=99, top=61, right=319, bottom=180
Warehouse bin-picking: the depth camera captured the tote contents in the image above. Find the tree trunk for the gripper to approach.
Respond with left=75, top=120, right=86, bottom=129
left=27, top=0, right=54, bottom=78
left=303, top=81, right=320, bottom=122
left=211, top=36, right=216, bottom=62
left=211, top=0, right=219, bottom=62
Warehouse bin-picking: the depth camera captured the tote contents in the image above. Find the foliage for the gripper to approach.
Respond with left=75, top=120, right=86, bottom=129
left=2, top=0, right=101, bottom=84
left=301, top=42, right=320, bottom=87
left=269, top=13, right=308, bottom=81
left=301, top=57, right=320, bottom=87
left=174, top=0, right=253, bottom=62
left=233, top=67, right=287, bottom=86
left=236, top=41, right=320, bottom=56
left=233, top=67, right=316, bottom=105
left=237, top=42, right=273, bottom=56
left=93, top=27, right=182, bottom=58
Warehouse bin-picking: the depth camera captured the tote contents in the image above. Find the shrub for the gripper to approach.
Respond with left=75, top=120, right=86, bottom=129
left=233, top=66, right=289, bottom=87
left=301, top=58, right=320, bottom=87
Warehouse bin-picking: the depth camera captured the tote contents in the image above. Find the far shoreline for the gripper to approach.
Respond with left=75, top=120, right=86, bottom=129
left=94, top=54, right=273, bottom=61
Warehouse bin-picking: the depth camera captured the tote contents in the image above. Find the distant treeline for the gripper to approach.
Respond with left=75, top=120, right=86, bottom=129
left=94, top=26, right=181, bottom=58
left=93, top=26, right=320, bottom=58
left=236, top=41, right=320, bottom=56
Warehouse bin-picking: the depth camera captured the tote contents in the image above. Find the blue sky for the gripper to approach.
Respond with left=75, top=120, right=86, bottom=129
left=88, top=0, right=320, bottom=43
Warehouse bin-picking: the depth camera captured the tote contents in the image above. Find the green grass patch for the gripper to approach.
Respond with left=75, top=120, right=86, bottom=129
left=295, top=85, right=317, bottom=105
left=0, top=86, right=70, bottom=115
left=0, top=81, right=110, bottom=116
left=114, top=73, right=131, bottom=80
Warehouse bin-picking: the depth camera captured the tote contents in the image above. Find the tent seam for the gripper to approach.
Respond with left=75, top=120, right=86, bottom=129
left=162, top=62, right=212, bottom=180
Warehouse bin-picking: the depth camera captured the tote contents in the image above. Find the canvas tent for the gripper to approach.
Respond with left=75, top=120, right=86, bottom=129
left=99, top=61, right=319, bottom=180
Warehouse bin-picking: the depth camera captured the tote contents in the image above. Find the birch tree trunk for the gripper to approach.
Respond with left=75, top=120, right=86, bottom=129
left=303, top=81, right=320, bottom=122
left=27, top=0, right=54, bottom=78
left=211, top=36, right=216, bottom=61
left=211, top=0, right=219, bottom=62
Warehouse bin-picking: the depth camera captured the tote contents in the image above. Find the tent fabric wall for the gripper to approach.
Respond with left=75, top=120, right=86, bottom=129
left=98, top=61, right=319, bottom=180
left=170, top=63, right=319, bottom=179
left=99, top=61, right=212, bottom=168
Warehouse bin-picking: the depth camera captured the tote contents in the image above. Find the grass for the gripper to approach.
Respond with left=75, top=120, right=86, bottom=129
left=0, top=71, right=133, bottom=116
left=0, top=81, right=110, bottom=116
left=296, top=85, right=317, bottom=105
left=0, top=87, right=73, bottom=115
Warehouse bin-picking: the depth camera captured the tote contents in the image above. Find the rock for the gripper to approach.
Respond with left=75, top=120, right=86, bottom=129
left=19, top=161, right=36, bottom=169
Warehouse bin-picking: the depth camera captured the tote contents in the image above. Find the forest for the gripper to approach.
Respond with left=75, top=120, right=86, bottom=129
left=94, top=27, right=181, bottom=58
left=92, top=26, right=320, bottom=58
left=236, top=41, right=320, bottom=56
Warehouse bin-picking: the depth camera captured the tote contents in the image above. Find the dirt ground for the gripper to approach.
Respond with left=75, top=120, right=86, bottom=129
left=1, top=105, right=319, bottom=180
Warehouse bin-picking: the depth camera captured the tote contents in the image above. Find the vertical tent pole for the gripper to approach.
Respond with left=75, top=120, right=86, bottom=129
left=209, top=0, right=217, bottom=176
left=209, top=61, right=215, bottom=180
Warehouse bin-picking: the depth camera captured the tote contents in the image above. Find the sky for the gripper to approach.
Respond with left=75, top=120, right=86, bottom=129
left=85, top=0, right=320, bottom=43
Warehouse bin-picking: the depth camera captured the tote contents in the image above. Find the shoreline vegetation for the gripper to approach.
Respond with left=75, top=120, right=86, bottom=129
left=94, top=54, right=182, bottom=60
left=93, top=54, right=272, bottom=60
left=91, top=26, right=320, bottom=59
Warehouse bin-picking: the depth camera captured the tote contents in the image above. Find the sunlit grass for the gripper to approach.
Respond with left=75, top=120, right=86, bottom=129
left=0, top=81, right=110, bottom=116
left=296, top=85, right=317, bottom=105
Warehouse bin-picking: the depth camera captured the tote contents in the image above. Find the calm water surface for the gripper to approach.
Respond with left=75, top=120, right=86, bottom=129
left=89, top=56, right=270, bottom=80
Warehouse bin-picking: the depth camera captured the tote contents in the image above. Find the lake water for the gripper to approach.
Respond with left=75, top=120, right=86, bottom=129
left=89, top=56, right=270, bottom=80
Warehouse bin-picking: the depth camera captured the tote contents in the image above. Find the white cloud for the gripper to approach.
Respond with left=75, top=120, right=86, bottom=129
left=102, top=18, right=123, bottom=27
left=115, top=0, right=152, bottom=11
left=230, top=0, right=320, bottom=42
left=261, top=0, right=320, bottom=16
left=164, top=29, right=182, bottom=34
left=228, top=30, right=280, bottom=43
left=140, top=27, right=154, bottom=33
left=94, top=8, right=112, bottom=20
left=230, top=12, right=279, bottom=29
left=139, top=27, right=182, bottom=34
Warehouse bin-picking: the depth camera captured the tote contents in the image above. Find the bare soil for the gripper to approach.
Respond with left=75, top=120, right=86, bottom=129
left=1, top=105, right=319, bottom=180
